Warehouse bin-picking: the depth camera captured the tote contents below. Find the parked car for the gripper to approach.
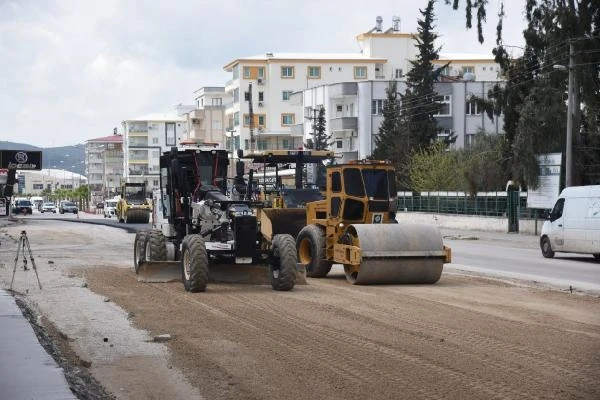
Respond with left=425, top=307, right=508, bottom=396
left=103, top=199, right=118, bottom=218
left=41, top=202, right=57, bottom=213
left=12, top=199, right=33, bottom=215
left=59, top=200, right=78, bottom=214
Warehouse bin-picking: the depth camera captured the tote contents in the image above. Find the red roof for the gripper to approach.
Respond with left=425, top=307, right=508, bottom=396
left=86, top=134, right=123, bottom=143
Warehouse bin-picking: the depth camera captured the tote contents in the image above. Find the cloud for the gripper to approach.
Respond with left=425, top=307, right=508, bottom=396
left=0, top=0, right=526, bottom=147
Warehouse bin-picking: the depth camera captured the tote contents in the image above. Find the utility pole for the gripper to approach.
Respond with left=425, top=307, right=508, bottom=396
left=565, top=40, right=574, bottom=187
left=247, top=83, right=255, bottom=152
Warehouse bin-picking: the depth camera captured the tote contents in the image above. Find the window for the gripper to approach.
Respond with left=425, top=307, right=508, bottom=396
left=336, top=140, right=343, bottom=149
left=336, top=105, right=343, bottom=112
left=243, top=66, right=251, bottom=78
left=153, top=180, right=159, bottom=187
left=395, top=68, right=403, bottom=79
left=257, top=139, right=267, bottom=150
left=375, top=63, right=384, bottom=78
left=307, top=66, right=321, bottom=79
left=466, top=99, right=480, bottom=115
left=434, top=95, right=452, bottom=116
left=282, top=139, right=290, bottom=149
left=165, top=122, right=176, bottom=146
left=438, top=129, right=453, bottom=141
left=439, top=66, right=450, bottom=76
left=354, top=66, right=367, bottom=79
left=233, top=88, right=239, bottom=103
left=244, top=91, right=250, bottom=101
left=152, top=137, right=159, bottom=144
left=258, top=91, right=264, bottom=101
left=211, top=98, right=222, bottom=106
left=212, top=120, right=222, bottom=130
left=258, top=115, right=265, bottom=127
left=282, top=90, right=293, bottom=101
left=232, top=64, right=239, bottom=79
left=281, top=66, right=295, bottom=78
left=281, top=114, right=295, bottom=125
left=371, top=99, right=384, bottom=115
left=465, top=133, right=476, bottom=147
left=33, top=183, right=43, bottom=190
left=257, top=67, right=265, bottom=78
left=462, top=66, right=474, bottom=74
left=234, top=112, right=240, bottom=126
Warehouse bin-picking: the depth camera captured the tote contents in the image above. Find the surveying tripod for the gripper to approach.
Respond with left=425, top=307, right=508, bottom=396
left=10, top=230, right=42, bottom=292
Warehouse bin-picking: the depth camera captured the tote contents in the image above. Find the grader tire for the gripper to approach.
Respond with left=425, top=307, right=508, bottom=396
left=297, top=224, right=332, bottom=278
left=181, top=235, right=209, bottom=292
left=145, top=230, right=167, bottom=261
left=134, top=230, right=149, bottom=273
left=270, top=234, right=297, bottom=291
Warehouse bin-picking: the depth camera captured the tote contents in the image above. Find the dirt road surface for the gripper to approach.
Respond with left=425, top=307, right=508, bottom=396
left=1, top=219, right=599, bottom=399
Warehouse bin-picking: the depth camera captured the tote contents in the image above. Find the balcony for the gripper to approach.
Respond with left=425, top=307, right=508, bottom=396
left=189, top=109, right=205, bottom=121
left=290, top=123, right=304, bottom=136
left=330, top=116, right=357, bottom=132
left=329, top=82, right=358, bottom=98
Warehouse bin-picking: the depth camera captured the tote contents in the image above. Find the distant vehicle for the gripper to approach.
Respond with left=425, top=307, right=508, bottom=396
left=59, top=200, right=78, bottom=214
left=541, top=185, right=600, bottom=259
left=12, top=199, right=33, bottom=215
left=41, top=202, right=57, bottom=213
left=30, top=196, right=44, bottom=211
left=104, top=199, right=118, bottom=218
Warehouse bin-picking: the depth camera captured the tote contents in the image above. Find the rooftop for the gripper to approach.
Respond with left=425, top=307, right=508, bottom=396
left=124, top=113, right=185, bottom=122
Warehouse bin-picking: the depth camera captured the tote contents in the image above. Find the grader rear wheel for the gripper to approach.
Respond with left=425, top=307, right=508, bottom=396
left=145, top=230, right=167, bottom=261
left=181, top=234, right=209, bottom=292
left=297, top=224, right=332, bottom=278
left=133, top=230, right=149, bottom=273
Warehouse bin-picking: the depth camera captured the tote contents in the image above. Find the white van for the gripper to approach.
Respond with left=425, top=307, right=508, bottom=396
left=104, top=199, right=118, bottom=218
left=540, top=185, right=600, bottom=259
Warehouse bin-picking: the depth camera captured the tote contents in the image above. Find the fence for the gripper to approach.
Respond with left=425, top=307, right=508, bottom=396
left=396, top=191, right=538, bottom=218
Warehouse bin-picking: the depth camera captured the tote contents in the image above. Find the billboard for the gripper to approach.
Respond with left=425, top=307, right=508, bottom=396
left=527, top=153, right=562, bottom=209
left=0, top=150, right=43, bottom=170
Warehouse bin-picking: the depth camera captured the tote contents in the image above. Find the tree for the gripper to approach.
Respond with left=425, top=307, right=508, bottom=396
left=410, top=142, right=463, bottom=191
left=444, top=0, right=490, bottom=43
left=459, top=132, right=508, bottom=194
left=305, top=106, right=330, bottom=150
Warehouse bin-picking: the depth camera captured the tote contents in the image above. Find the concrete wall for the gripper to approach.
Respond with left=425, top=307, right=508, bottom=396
left=395, top=211, right=544, bottom=236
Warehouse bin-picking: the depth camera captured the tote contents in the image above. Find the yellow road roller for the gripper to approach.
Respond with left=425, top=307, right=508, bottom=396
left=296, top=160, right=451, bottom=285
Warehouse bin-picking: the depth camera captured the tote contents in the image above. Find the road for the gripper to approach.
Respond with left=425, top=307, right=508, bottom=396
left=1, top=217, right=599, bottom=399
left=443, top=229, right=600, bottom=295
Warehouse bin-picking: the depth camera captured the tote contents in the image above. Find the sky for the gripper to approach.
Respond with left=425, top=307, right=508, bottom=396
left=0, top=0, right=527, bottom=148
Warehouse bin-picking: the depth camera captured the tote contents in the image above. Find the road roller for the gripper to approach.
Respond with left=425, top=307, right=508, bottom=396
left=296, top=159, right=451, bottom=285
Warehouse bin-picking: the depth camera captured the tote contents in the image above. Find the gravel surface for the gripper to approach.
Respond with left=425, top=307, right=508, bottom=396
left=1, top=218, right=599, bottom=399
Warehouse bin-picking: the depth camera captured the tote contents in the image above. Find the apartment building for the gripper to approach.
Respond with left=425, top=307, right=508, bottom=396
left=223, top=52, right=387, bottom=153
left=121, top=113, right=186, bottom=190
left=221, top=16, right=500, bottom=158
left=298, top=79, right=504, bottom=162
left=85, top=133, right=124, bottom=201
left=181, top=86, right=231, bottom=147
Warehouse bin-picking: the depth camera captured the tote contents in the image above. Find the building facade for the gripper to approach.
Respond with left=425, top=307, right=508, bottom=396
left=182, top=86, right=231, bottom=147
left=121, top=113, right=187, bottom=190
left=85, top=134, right=124, bottom=202
left=298, top=79, right=504, bottom=162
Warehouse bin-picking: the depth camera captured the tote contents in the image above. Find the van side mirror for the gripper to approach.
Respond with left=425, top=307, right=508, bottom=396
left=543, top=210, right=550, bottom=220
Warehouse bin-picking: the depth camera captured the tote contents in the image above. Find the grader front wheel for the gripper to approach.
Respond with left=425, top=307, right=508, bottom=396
left=181, top=234, right=209, bottom=292
left=270, top=234, right=297, bottom=291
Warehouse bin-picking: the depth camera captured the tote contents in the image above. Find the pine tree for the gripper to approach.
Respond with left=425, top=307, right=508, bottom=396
left=305, top=106, right=330, bottom=150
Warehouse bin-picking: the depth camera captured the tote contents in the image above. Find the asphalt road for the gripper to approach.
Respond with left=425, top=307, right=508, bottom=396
left=443, top=229, right=600, bottom=295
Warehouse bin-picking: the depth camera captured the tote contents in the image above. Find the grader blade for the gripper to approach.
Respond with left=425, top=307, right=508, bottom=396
left=341, top=224, right=446, bottom=285
left=136, top=261, right=180, bottom=283
left=136, top=261, right=307, bottom=285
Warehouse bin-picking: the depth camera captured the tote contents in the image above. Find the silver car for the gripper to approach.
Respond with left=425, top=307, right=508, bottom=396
left=41, top=202, right=57, bottom=213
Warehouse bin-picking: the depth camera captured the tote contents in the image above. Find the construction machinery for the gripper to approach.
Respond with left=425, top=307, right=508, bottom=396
left=116, top=182, right=152, bottom=223
left=134, top=147, right=301, bottom=292
left=296, top=159, right=451, bottom=285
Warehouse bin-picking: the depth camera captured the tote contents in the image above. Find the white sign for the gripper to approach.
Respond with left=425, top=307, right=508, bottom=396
left=527, top=153, right=562, bottom=209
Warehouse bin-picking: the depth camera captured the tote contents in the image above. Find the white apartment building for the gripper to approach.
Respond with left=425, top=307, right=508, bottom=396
left=121, top=113, right=186, bottom=190
left=298, top=79, right=504, bottom=162
left=223, top=53, right=387, bottom=153
left=85, top=133, right=124, bottom=201
left=222, top=16, right=501, bottom=157
left=15, top=169, right=87, bottom=195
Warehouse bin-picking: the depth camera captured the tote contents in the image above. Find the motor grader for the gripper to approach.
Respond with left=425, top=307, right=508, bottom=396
left=116, top=182, right=152, bottom=224
left=296, top=159, right=451, bottom=285
left=134, top=147, right=301, bottom=292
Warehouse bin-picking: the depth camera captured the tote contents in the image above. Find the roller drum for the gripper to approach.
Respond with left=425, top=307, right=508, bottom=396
left=344, top=224, right=445, bottom=285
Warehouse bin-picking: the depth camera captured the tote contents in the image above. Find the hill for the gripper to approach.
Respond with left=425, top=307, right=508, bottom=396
left=0, top=141, right=86, bottom=176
